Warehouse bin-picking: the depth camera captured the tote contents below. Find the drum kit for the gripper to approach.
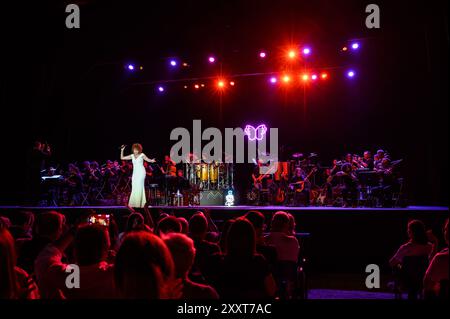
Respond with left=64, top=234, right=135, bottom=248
left=185, top=161, right=233, bottom=191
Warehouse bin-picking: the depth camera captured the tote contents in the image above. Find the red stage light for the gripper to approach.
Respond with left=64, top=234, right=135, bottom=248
left=194, top=84, right=200, bottom=89
left=282, top=75, right=291, bottom=83
left=217, top=80, right=225, bottom=88
left=321, top=73, right=328, bottom=79
left=229, top=81, right=235, bottom=86
left=287, top=50, right=297, bottom=59
left=301, top=74, right=309, bottom=81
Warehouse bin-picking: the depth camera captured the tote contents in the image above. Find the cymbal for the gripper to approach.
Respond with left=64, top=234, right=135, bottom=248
left=292, top=153, right=304, bottom=159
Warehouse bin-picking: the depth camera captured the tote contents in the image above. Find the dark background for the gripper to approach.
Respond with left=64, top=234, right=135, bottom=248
left=0, top=0, right=448, bottom=205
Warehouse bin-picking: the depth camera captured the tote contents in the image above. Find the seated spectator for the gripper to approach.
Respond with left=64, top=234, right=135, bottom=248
left=177, top=217, right=189, bottom=234
left=156, top=216, right=181, bottom=236
left=114, top=231, right=180, bottom=299
left=389, top=220, right=433, bottom=267
left=9, top=210, right=34, bottom=241
left=287, top=212, right=296, bottom=236
left=115, top=212, right=150, bottom=250
left=35, top=224, right=116, bottom=299
left=17, top=211, right=65, bottom=274
left=0, top=216, right=12, bottom=229
left=188, top=212, right=220, bottom=277
left=265, top=211, right=300, bottom=263
left=0, top=226, right=39, bottom=299
left=164, top=233, right=218, bottom=299
left=244, top=211, right=277, bottom=267
left=211, top=219, right=276, bottom=299
left=219, top=219, right=235, bottom=252
left=424, top=219, right=449, bottom=298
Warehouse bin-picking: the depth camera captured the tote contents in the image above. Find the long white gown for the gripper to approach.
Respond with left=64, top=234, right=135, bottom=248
left=128, top=153, right=146, bottom=208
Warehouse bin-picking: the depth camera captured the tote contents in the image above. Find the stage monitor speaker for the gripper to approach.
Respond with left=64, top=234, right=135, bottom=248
left=200, top=190, right=224, bottom=206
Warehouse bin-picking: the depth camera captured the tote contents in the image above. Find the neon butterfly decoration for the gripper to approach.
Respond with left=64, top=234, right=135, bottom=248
left=244, top=124, right=268, bottom=141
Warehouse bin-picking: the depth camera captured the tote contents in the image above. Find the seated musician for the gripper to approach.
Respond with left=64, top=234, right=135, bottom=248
left=336, top=163, right=358, bottom=207
left=81, top=161, right=99, bottom=186
left=65, top=164, right=83, bottom=205
left=290, top=167, right=311, bottom=206
left=175, top=169, right=190, bottom=191
left=161, top=155, right=177, bottom=177
left=373, top=158, right=398, bottom=207
left=374, top=149, right=390, bottom=170
left=251, top=160, right=270, bottom=191
left=362, top=151, right=374, bottom=170
left=102, top=160, right=117, bottom=194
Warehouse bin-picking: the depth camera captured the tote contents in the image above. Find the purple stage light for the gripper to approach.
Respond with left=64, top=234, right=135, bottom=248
left=311, top=74, right=318, bottom=81
left=208, top=56, right=216, bottom=63
left=302, top=47, right=311, bottom=55
left=169, top=60, right=177, bottom=67
left=157, top=86, right=165, bottom=92
left=127, top=64, right=135, bottom=70
left=259, top=51, right=266, bottom=58
left=269, top=76, right=277, bottom=84
left=347, top=70, right=356, bottom=78
left=351, top=42, right=360, bottom=50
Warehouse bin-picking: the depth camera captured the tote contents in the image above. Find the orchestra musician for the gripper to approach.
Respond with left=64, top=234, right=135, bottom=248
left=361, top=151, right=374, bottom=170
left=373, top=158, right=398, bottom=207
left=27, top=141, right=52, bottom=204
left=161, top=155, right=177, bottom=177
left=65, top=163, right=83, bottom=205
left=289, top=167, right=312, bottom=206
left=336, top=163, right=358, bottom=207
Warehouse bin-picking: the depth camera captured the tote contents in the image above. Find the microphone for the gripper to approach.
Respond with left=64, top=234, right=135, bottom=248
left=119, top=145, right=126, bottom=150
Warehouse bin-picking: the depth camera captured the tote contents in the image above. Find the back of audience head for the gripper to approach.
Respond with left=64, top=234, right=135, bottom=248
left=189, top=212, right=208, bottom=240
left=114, top=231, right=175, bottom=299
left=12, top=210, right=35, bottom=232
left=407, top=219, right=428, bottom=245
left=177, top=217, right=189, bottom=234
left=0, top=216, right=11, bottom=229
left=75, top=224, right=110, bottom=266
left=270, top=211, right=291, bottom=234
left=0, top=227, right=19, bottom=299
left=156, top=216, right=181, bottom=236
left=226, top=219, right=256, bottom=258
left=36, top=211, right=65, bottom=241
left=287, top=213, right=296, bottom=235
left=444, top=218, right=449, bottom=245
left=164, top=233, right=195, bottom=279
left=124, top=212, right=145, bottom=233
left=245, top=211, right=265, bottom=237
left=219, top=219, right=235, bottom=252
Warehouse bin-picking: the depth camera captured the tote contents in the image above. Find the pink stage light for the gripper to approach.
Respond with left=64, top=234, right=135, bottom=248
left=244, top=124, right=268, bottom=141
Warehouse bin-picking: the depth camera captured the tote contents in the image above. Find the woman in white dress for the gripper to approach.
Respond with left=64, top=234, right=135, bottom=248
left=120, top=143, right=155, bottom=208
